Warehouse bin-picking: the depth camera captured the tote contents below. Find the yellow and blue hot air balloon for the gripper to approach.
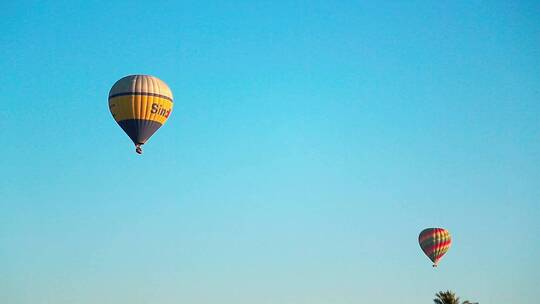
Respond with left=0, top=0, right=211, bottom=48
left=109, top=75, right=173, bottom=154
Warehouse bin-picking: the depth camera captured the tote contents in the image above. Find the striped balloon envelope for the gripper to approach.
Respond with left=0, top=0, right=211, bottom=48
left=109, top=75, right=173, bottom=154
left=418, top=228, right=451, bottom=267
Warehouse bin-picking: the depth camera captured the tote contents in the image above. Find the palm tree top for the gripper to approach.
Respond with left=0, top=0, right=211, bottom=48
left=433, top=290, right=478, bottom=304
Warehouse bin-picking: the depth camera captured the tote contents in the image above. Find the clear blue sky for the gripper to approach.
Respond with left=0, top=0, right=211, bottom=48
left=1, top=1, right=539, bottom=303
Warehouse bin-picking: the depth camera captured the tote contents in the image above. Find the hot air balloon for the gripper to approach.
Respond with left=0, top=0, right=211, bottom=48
left=109, top=75, right=173, bottom=154
left=418, top=228, right=451, bottom=267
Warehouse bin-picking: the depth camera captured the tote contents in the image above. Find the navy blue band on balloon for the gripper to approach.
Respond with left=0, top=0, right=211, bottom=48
left=117, top=119, right=163, bottom=145
left=109, top=92, right=173, bottom=102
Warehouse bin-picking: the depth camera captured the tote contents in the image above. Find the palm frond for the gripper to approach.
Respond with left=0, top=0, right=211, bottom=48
left=434, top=290, right=460, bottom=304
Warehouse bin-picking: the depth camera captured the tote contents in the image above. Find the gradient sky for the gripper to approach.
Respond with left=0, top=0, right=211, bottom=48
left=1, top=1, right=539, bottom=303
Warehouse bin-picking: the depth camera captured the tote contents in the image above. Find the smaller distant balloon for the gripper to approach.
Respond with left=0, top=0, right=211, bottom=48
left=418, top=228, right=451, bottom=267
